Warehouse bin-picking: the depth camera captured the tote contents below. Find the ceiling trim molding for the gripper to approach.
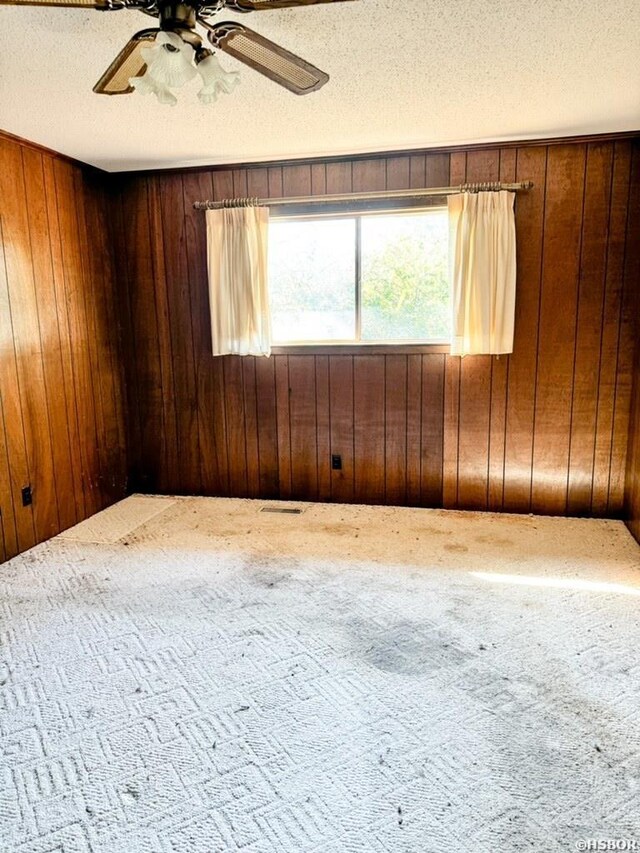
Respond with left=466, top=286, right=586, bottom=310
left=2, top=127, right=639, bottom=177
left=116, top=129, right=640, bottom=177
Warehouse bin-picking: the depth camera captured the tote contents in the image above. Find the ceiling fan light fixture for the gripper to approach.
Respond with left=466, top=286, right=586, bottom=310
left=130, top=71, right=179, bottom=105
left=129, top=30, right=196, bottom=104
left=144, top=31, right=197, bottom=86
left=6, top=0, right=356, bottom=102
left=196, top=52, right=240, bottom=104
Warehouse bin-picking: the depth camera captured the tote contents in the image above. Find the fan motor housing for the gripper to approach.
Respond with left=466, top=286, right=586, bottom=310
left=159, top=0, right=198, bottom=30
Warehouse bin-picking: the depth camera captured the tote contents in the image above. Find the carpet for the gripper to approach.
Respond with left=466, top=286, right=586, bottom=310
left=1, top=496, right=639, bottom=852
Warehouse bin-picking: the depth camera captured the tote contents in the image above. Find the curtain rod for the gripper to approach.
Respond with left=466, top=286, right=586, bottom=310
left=192, top=181, right=534, bottom=210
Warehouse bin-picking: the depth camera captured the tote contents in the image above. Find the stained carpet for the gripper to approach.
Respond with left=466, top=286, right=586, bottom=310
left=2, top=496, right=640, bottom=852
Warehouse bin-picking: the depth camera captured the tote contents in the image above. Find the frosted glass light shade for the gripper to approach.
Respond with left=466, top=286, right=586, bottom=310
left=130, top=73, right=178, bottom=106
left=130, top=31, right=196, bottom=105
left=197, top=53, right=240, bottom=104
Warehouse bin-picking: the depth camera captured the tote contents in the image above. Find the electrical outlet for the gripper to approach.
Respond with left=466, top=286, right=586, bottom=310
left=331, top=454, right=342, bottom=471
left=22, top=485, right=32, bottom=507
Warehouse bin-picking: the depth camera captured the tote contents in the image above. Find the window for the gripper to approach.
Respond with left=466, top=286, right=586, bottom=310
left=268, top=208, right=450, bottom=346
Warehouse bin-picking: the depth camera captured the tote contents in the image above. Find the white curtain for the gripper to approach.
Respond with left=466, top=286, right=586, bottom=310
left=447, top=190, right=516, bottom=356
left=206, top=206, right=271, bottom=356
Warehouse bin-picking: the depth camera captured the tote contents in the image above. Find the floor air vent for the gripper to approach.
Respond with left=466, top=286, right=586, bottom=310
left=260, top=506, right=303, bottom=514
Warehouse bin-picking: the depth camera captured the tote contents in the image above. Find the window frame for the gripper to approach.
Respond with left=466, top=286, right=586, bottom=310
left=268, top=205, right=451, bottom=354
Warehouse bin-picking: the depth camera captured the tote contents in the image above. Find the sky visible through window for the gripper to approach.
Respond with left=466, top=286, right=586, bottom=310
left=268, top=209, right=450, bottom=345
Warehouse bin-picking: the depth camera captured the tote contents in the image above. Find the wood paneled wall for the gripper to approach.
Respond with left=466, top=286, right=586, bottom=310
left=0, top=134, right=127, bottom=563
left=625, top=276, right=640, bottom=543
left=113, top=138, right=640, bottom=516
left=623, top=137, right=640, bottom=545
left=627, top=368, right=640, bottom=544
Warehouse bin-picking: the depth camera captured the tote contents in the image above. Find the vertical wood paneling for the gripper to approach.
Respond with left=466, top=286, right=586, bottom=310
left=184, top=170, right=228, bottom=496
left=120, top=178, right=163, bottom=491
left=0, top=201, right=36, bottom=554
left=626, top=359, right=640, bottom=543
left=4, top=142, right=59, bottom=542
left=625, top=245, right=640, bottom=541
left=503, top=146, right=548, bottom=511
left=159, top=175, right=201, bottom=494
left=213, top=169, right=234, bottom=201
left=112, top=138, right=639, bottom=522
left=43, top=157, right=87, bottom=520
left=288, top=356, right=318, bottom=499
left=326, top=162, right=352, bottom=194
left=242, top=358, right=261, bottom=497
left=421, top=354, right=445, bottom=506
left=55, top=159, right=103, bottom=517
left=442, top=151, right=466, bottom=507
left=274, top=355, right=292, bottom=499
left=268, top=166, right=284, bottom=199
left=486, top=148, right=517, bottom=510
left=82, top=173, right=127, bottom=502
left=353, top=159, right=386, bottom=193
left=255, top=356, right=279, bottom=498
left=22, top=148, right=73, bottom=530
left=232, top=169, right=248, bottom=198
left=531, top=144, right=587, bottom=514
left=592, top=143, right=632, bottom=514
left=409, top=155, right=426, bottom=188
left=112, top=178, right=141, bottom=487
left=224, top=356, right=248, bottom=497
left=247, top=167, right=269, bottom=199
left=426, top=153, right=450, bottom=188
left=354, top=355, right=385, bottom=504
left=282, top=164, right=311, bottom=198
left=311, top=164, right=327, bottom=196
left=384, top=355, right=407, bottom=505
left=0, top=135, right=126, bottom=564
left=567, top=143, right=613, bottom=514
left=0, top=386, right=14, bottom=561
left=0, top=374, right=17, bottom=559
left=406, top=354, right=422, bottom=506
left=146, top=176, right=180, bottom=492
left=615, top=142, right=640, bottom=516
left=624, top=141, right=640, bottom=542
left=329, top=356, right=354, bottom=503
left=315, top=355, right=331, bottom=502
left=386, top=157, right=410, bottom=190
left=74, top=166, right=109, bottom=510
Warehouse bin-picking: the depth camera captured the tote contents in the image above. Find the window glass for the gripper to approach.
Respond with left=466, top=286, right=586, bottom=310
left=268, top=218, right=356, bottom=343
left=268, top=209, right=450, bottom=345
left=360, top=211, right=450, bottom=342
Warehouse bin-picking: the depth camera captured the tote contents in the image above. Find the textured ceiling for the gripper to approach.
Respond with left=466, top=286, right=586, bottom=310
left=0, top=0, right=639, bottom=172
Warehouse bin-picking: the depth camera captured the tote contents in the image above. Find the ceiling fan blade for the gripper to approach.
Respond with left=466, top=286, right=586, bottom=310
left=224, top=0, right=357, bottom=10
left=203, top=21, right=328, bottom=95
left=93, top=29, right=159, bottom=95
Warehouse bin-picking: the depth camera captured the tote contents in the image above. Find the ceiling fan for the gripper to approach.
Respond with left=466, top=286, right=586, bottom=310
left=0, top=0, right=358, bottom=101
